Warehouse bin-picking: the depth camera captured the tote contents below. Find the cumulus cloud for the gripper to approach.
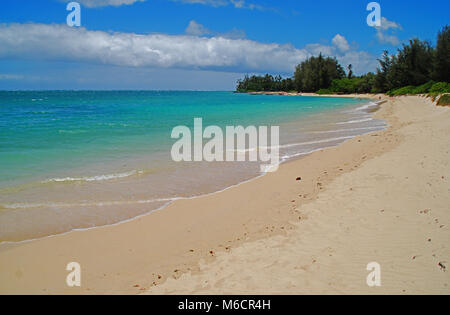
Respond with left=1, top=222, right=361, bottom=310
left=338, top=51, right=378, bottom=75
left=304, top=43, right=334, bottom=56
left=185, top=20, right=212, bottom=36
left=376, top=31, right=400, bottom=46
left=378, top=17, right=402, bottom=31
left=332, top=34, right=350, bottom=52
left=185, top=20, right=246, bottom=39
left=374, top=17, right=402, bottom=46
left=0, top=23, right=311, bottom=73
left=220, top=28, right=246, bottom=40
left=0, top=23, right=377, bottom=74
left=63, top=0, right=145, bottom=7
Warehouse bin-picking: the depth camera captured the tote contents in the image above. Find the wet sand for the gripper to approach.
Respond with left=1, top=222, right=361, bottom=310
left=1, top=95, right=449, bottom=294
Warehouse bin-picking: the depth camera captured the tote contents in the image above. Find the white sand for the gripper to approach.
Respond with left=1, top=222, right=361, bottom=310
left=145, top=96, right=450, bottom=294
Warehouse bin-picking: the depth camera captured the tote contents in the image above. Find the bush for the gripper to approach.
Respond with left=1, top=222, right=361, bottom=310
left=386, top=81, right=450, bottom=96
left=387, top=86, right=416, bottom=96
left=437, top=94, right=450, bottom=106
left=429, top=82, right=450, bottom=94
left=330, top=78, right=359, bottom=94
left=412, top=81, right=435, bottom=94
left=316, top=89, right=333, bottom=95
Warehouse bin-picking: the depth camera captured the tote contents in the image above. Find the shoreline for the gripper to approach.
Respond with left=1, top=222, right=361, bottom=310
left=146, top=95, right=450, bottom=294
left=238, top=91, right=386, bottom=98
left=0, top=94, right=380, bottom=244
left=1, top=95, right=448, bottom=294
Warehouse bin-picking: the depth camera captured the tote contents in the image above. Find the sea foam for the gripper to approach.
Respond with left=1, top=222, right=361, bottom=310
left=41, top=170, right=144, bottom=183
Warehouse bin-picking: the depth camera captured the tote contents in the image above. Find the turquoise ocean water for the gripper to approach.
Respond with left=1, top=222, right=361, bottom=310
left=0, top=91, right=385, bottom=241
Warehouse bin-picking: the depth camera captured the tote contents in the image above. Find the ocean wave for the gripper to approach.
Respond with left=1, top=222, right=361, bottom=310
left=309, top=126, right=384, bottom=134
left=41, top=170, right=144, bottom=183
left=0, top=197, right=176, bottom=210
left=275, top=136, right=355, bottom=149
left=336, top=118, right=374, bottom=125
left=354, top=102, right=379, bottom=111
left=226, top=136, right=356, bottom=153
left=281, top=148, right=322, bottom=160
left=342, top=101, right=380, bottom=114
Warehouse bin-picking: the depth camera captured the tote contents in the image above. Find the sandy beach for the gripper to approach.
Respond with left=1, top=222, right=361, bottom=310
left=0, top=95, right=449, bottom=295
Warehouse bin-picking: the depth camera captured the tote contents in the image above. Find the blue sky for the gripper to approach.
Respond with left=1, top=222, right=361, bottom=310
left=0, top=0, right=448, bottom=90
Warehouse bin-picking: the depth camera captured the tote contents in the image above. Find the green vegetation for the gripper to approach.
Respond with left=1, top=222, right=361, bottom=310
left=429, top=82, right=450, bottom=94
left=385, top=81, right=450, bottom=96
left=236, top=74, right=294, bottom=92
left=433, top=26, right=450, bottom=83
left=316, top=89, right=333, bottom=95
left=411, top=81, right=436, bottom=94
left=293, top=54, right=345, bottom=92
left=437, top=94, right=450, bottom=106
left=329, top=73, right=377, bottom=94
left=386, top=86, right=417, bottom=96
left=236, top=26, right=449, bottom=98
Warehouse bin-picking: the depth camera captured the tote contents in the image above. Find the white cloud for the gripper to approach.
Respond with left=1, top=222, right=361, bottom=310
left=176, top=0, right=228, bottom=7
left=185, top=20, right=246, bottom=39
left=65, top=0, right=145, bottom=7
left=230, top=0, right=245, bottom=8
left=185, top=20, right=211, bottom=36
left=374, top=17, right=402, bottom=46
left=338, top=51, right=378, bottom=75
left=332, top=34, right=350, bottom=52
left=304, top=43, right=334, bottom=56
left=303, top=41, right=377, bottom=75
left=63, top=0, right=268, bottom=10
left=220, top=28, right=246, bottom=40
left=175, top=0, right=265, bottom=10
left=230, top=0, right=264, bottom=10
left=378, top=17, right=402, bottom=31
left=376, top=31, right=400, bottom=46
left=0, top=23, right=309, bottom=73
left=0, top=24, right=377, bottom=75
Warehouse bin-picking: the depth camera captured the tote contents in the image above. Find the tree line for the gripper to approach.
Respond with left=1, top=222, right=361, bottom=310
left=235, top=74, right=295, bottom=93
left=236, top=26, right=449, bottom=96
